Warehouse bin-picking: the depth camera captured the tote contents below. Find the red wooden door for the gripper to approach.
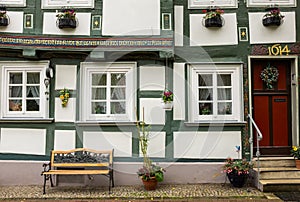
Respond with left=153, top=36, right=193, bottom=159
left=252, top=59, right=291, bottom=156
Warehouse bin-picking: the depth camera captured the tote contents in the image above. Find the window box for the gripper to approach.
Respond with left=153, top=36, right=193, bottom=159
left=58, top=18, right=77, bottom=29
left=202, top=9, right=224, bottom=28
left=205, top=16, right=222, bottom=27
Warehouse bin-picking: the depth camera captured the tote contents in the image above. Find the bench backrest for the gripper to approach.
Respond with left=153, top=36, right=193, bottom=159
left=50, top=148, right=113, bottom=168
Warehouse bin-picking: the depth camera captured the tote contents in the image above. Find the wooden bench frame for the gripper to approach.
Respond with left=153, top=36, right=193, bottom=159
left=41, top=148, right=114, bottom=194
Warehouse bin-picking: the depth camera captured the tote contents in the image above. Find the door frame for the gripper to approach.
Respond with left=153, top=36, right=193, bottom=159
left=248, top=55, right=299, bottom=159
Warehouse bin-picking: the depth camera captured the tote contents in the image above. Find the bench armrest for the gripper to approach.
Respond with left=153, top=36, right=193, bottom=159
left=41, top=162, right=51, bottom=175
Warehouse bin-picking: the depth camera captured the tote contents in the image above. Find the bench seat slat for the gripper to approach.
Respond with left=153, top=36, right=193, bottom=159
left=42, top=170, right=110, bottom=175
left=52, top=163, right=109, bottom=167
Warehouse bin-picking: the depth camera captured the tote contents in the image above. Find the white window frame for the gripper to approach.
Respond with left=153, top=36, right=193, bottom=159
left=41, top=0, right=94, bottom=9
left=188, top=0, right=238, bottom=9
left=247, top=0, right=296, bottom=7
left=80, top=62, right=136, bottom=122
left=0, top=61, right=49, bottom=119
left=188, top=64, right=242, bottom=122
left=0, top=0, right=26, bottom=7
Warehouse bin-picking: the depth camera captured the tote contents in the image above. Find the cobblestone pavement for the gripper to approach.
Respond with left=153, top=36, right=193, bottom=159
left=0, top=184, right=283, bottom=201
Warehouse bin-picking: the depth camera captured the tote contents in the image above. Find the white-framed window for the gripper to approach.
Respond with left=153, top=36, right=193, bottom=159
left=188, top=64, right=242, bottom=122
left=41, top=0, right=94, bottom=9
left=0, top=61, right=49, bottom=118
left=247, top=0, right=296, bottom=7
left=188, top=0, right=238, bottom=9
left=0, top=0, right=26, bottom=7
left=80, top=62, right=136, bottom=122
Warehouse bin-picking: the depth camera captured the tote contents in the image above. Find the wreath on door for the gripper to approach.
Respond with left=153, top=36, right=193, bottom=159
left=260, top=63, right=279, bottom=89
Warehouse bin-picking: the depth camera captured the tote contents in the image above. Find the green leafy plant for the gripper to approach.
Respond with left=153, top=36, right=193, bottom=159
left=263, top=7, right=284, bottom=19
left=223, top=158, right=253, bottom=175
left=59, top=88, right=70, bottom=107
left=260, top=63, right=279, bottom=89
left=202, top=8, right=224, bottom=20
left=136, top=121, right=165, bottom=182
left=0, top=6, right=7, bottom=18
left=291, top=146, right=300, bottom=159
left=162, top=90, right=173, bottom=103
left=56, top=7, right=76, bottom=19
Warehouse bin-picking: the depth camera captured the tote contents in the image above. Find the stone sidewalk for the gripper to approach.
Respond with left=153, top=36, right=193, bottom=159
left=0, top=184, right=283, bottom=201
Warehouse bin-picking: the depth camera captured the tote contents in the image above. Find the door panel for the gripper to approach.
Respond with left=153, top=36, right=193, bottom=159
left=251, top=59, right=291, bottom=156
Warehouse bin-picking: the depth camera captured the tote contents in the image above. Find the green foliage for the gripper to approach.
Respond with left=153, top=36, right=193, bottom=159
left=291, top=146, right=300, bottom=159
left=223, top=158, right=253, bottom=175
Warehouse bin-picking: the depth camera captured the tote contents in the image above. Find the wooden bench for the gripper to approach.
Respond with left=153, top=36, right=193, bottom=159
left=41, top=148, right=114, bottom=194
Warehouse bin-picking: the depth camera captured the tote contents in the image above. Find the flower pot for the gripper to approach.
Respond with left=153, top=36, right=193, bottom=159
left=262, top=16, right=282, bottom=27
left=295, top=159, right=300, bottom=169
left=226, top=171, right=248, bottom=188
left=162, top=101, right=173, bottom=110
left=0, top=17, right=8, bottom=26
left=205, top=16, right=222, bottom=28
left=142, top=178, right=158, bottom=191
left=58, top=18, right=77, bottom=29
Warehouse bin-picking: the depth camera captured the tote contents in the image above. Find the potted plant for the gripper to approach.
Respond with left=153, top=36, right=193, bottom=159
left=59, top=88, right=70, bottom=107
left=290, top=146, right=300, bottom=169
left=56, top=7, right=77, bottom=29
left=202, top=8, right=224, bottom=28
left=136, top=121, right=165, bottom=190
left=223, top=158, right=253, bottom=188
left=262, top=7, right=284, bottom=27
left=0, top=6, right=9, bottom=26
left=162, top=89, right=173, bottom=110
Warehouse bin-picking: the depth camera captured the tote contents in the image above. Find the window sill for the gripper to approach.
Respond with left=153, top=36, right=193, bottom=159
left=0, top=118, right=54, bottom=123
left=75, top=121, right=137, bottom=126
left=185, top=121, right=247, bottom=127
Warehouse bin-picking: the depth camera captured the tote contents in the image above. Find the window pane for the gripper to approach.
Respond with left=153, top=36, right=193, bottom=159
left=111, top=87, right=125, bottom=100
left=199, top=103, right=212, bottom=115
left=27, top=86, right=40, bottom=97
left=9, top=100, right=22, bottom=111
left=198, top=74, right=212, bottom=86
left=218, top=102, right=232, bottom=115
left=92, top=88, right=106, bottom=99
left=92, top=102, right=106, bottom=114
left=111, top=73, right=126, bottom=86
left=92, top=74, right=107, bottom=85
left=9, top=72, right=22, bottom=84
left=111, top=102, right=126, bottom=114
left=217, top=74, right=231, bottom=86
left=9, top=86, right=22, bottom=97
left=27, top=72, right=40, bottom=84
left=26, top=99, right=39, bottom=111
left=199, top=88, right=213, bottom=101
left=217, top=88, right=231, bottom=100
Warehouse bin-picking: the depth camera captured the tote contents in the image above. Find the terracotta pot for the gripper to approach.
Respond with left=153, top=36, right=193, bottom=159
left=295, top=159, right=300, bottom=169
left=142, top=178, right=158, bottom=191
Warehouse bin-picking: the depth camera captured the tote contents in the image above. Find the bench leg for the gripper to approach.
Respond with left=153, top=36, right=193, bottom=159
left=50, top=175, right=54, bottom=187
left=43, top=175, right=47, bottom=194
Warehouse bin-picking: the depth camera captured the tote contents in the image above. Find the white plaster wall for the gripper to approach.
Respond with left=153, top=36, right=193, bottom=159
left=174, top=6, right=184, bottom=46
left=102, top=0, right=160, bottom=36
left=83, top=131, right=132, bottom=157
left=190, top=13, right=238, bottom=46
left=173, top=131, right=241, bottom=159
left=139, top=98, right=165, bottom=125
left=249, top=12, right=296, bottom=44
left=140, top=131, right=165, bottom=158
left=55, top=65, right=77, bottom=90
left=173, top=63, right=185, bottom=120
left=0, top=11, right=23, bottom=33
left=139, top=65, right=165, bottom=91
left=0, top=128, right=46, bottom=155
left=55, top=98, right=76, bottom=122
left=54, top=130, right=76, bottom=150
left=43, top=13, right=91, bottom=36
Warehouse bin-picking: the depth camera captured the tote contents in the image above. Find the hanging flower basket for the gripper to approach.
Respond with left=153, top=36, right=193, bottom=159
left=202, top=8, right=224, bottom=28
left=260, top=64, right=279, bottom=89
left=56, top=7, right=77, bottom=29
left=0, top=6, right=9, bottom=26
left=262, top=7, right=284, bottom=27
left=162, top=90, right=174, bottom=110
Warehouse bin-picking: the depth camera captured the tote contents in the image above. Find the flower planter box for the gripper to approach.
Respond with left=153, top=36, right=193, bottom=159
left=205, top=16, right=222, bottom=28
left=0, top=17, right=8, bottom=26
left=58, top=18, right=76, bottom=29
left=262, top=16, right=282, bottom=27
